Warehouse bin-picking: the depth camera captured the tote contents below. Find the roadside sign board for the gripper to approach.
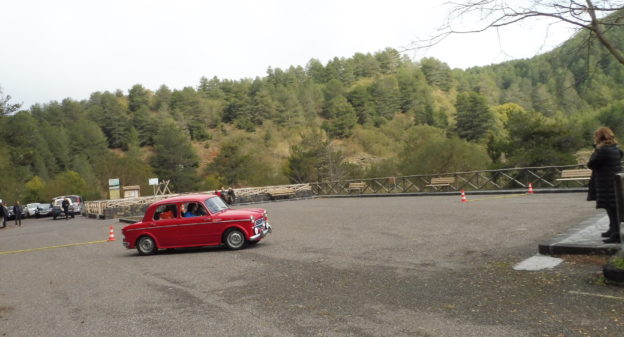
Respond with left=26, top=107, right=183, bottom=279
left=108, top=178, right=120, bottom=189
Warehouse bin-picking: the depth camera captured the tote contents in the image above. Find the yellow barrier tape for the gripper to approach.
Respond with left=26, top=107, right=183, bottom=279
left=0, top=240, right=109, bottom=255
left=465, top=193, right=529, bottom=203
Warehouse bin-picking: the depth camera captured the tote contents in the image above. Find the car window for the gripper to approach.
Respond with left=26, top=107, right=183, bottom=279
left=182, top=202, right=209, bottom=217
left=154, top=204, right=178, bottom=220
left=195, top=203, right=208, bottom=216
left=204, top=197, right=228, bottom=214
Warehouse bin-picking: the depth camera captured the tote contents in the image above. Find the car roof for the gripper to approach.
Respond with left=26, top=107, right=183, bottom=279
left=151, top=194, right=216, bottom=206
left=52, top=195, right=81, bottom=200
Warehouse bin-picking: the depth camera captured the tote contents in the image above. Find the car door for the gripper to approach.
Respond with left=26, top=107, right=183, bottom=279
left=199, top=199, right=229, bottom=245
left=176, top=202, right=212, bottom=246
left=203, top=204, right=227, bottom=245
left=151, top=203, right=182, bottom=247
left=180, top=202, right=222, bottom=246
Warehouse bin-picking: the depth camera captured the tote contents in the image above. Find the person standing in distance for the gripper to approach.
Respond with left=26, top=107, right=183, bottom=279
left=13, top=201, right=23, bottom=227
left=0, top=201, right=7, bottom=228
left=588, top=127, right=623, bottom=244
left=61, top=198, right=70, bottom=220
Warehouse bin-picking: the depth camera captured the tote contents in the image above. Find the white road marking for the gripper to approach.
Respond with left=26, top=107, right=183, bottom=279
left=513, top=255, right=563, bottom=271
left=569, top=291, right=624, bottom=301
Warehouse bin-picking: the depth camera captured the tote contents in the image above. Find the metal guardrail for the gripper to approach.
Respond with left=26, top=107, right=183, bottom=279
left=310, top=164, right=589, bottom=195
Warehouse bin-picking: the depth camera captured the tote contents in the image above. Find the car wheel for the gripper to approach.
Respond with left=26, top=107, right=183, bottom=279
left=137, top=236, right=157, bottom=256
left=224, top=229, right=247, bottom=250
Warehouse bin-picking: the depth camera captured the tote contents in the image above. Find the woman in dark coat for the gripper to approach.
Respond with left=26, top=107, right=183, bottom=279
left=587, top=127, right=623, bottom=243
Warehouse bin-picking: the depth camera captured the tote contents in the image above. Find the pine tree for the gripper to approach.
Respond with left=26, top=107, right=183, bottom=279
left=150, top=120, right=199, bottom=192
left=455, top=91, right=494, bottom=142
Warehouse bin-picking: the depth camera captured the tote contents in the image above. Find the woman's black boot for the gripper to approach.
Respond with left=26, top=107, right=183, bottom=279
left=603, top=233, right=621, bottom=244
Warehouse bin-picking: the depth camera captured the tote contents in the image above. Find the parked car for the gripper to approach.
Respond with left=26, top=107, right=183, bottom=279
left=52, top=195, right=83, bottom=215
left=122, top=194, right=272, bottom=255
left=35, top=203, right=53, bottom=218
left=25, top=203, right=40, bottom=217
left=51, top=198, right=74, bottom=220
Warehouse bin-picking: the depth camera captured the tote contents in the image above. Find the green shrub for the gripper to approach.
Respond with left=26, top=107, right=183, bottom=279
left=612, top=257, right=624, bottom=270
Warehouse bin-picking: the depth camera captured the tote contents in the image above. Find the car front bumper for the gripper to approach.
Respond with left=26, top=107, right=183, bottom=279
left=249, top=223, right=272, bottom=241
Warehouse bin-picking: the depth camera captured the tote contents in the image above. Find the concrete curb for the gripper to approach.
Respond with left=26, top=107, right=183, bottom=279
left=118, top=218, right=140, bottom=224
left=538, top=213, right=621, bottom=256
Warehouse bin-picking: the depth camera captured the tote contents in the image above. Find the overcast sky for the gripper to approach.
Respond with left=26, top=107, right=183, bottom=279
left=1, top=0, right=578, bottom=108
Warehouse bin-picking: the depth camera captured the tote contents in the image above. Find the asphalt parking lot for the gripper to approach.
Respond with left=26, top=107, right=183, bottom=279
left=0, top=194, right=623, bottom=337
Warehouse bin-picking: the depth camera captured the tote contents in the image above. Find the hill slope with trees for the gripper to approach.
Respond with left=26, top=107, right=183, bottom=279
left=1, top=22, right=623, bottom=203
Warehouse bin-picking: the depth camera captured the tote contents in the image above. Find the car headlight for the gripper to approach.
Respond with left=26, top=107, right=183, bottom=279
left=250, top=216, right=255, bottom=223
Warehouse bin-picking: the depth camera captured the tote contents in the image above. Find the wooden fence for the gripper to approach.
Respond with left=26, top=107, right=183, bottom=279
left=83, top=165, right=591, bottom=218
left=310, top=164, right=589, bottom=195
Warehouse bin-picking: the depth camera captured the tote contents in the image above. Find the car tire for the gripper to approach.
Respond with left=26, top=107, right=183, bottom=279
left=224, top=229, right=247, bottom=250
left=137, top=236, right=157, bottom=256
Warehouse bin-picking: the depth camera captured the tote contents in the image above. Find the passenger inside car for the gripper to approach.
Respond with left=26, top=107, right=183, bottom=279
left=156, top=204, right=177, bottom=220
left=183, top=203, right=198, bottom=217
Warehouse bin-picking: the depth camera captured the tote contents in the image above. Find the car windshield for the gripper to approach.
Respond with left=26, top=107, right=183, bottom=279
left=204, top=196, right=228, bottom=214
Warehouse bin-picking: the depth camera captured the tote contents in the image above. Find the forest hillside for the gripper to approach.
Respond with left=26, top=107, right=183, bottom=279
left=1, top=23, right=623, bottom=203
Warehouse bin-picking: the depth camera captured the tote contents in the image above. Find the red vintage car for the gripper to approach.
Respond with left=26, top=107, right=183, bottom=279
left=121, top=194, right=271, bottom=255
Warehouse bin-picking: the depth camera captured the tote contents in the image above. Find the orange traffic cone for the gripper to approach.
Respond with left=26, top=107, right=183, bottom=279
left=460, top=190, right=467, bottom=203
left=107, top=226, right=116, bottom=241
left=528, top=183, right=534, bottom=194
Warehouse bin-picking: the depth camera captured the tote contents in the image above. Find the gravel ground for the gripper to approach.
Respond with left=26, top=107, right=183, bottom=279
left=0, top=193, right=622, bottom=337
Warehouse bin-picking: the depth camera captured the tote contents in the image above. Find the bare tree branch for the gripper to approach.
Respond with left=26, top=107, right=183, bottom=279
left=409, top=0, right=624, bottom=65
